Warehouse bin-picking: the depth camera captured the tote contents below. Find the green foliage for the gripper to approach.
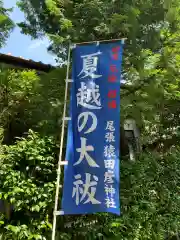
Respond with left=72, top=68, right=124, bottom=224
left=0, top=66, right=66, bottom=238
left=0, top=65, right=66, bottom=143
left=0, top=130, right=57, bottom=239
left=1, top=0, right=180, bottom=239
left=119, top=150, right=180, bottom=239
left=16, top=0, right=180, bottom=59
left=33, top=67, right=66, bottom=136
left=0, top=66, right=41, bottom=143
left=0, top=0, right=14, bottom=47
left=0, top=131, right=180, bottom=239
left=15, top=0, right=180, bottom=150
left=55, top=150, right=180, bottom=240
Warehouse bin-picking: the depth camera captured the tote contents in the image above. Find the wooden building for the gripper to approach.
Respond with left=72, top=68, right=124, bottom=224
left=0, top=53, right=55, bottom=73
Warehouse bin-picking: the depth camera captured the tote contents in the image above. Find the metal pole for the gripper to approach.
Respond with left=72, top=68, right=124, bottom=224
left=51, top=43, right=71, bottom=240
left=75, top=37, right=127, bottom=45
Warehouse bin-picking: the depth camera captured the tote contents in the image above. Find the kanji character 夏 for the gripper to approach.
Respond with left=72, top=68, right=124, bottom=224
left=78, top=52, right=102, bottom=79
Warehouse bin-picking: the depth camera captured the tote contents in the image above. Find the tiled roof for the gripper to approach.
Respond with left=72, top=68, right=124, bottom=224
left=0, top=53, right=55, bottom=72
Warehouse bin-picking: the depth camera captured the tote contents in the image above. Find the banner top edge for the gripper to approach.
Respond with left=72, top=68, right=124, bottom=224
left=71, top=38, right=127, bottom=47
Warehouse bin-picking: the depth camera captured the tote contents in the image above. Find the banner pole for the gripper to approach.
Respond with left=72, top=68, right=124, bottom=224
left=75, top=37, right=127, bottom=45
left=52, top=43, right=71, bottom=240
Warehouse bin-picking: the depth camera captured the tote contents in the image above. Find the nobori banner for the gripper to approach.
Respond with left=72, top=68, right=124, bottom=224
left=62, top=40, right=124, bottom=215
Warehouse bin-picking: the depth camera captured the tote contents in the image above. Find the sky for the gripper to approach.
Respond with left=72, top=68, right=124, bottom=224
left=0, top=0, right=57, bottom=65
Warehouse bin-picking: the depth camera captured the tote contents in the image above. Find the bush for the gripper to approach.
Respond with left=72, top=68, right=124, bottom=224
left=0, top=130, right=179, bottom=239
left=58, top=149, right=180, bottom=240
left=0, top=130, right=57, bottom=239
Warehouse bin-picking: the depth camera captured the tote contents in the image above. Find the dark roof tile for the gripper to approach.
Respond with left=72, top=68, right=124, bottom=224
left=0, top=53, right=55, bottom=72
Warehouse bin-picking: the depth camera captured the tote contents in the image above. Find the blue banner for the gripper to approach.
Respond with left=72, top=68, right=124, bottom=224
left=62, top=40, right=124, bottom=215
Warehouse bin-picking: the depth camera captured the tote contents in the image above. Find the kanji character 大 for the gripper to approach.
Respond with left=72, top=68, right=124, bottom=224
left=74, top=137, right=99, bottom=167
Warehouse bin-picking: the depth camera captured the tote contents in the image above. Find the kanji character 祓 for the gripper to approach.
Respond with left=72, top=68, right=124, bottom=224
left=72, top=173, right=101, bottom=205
